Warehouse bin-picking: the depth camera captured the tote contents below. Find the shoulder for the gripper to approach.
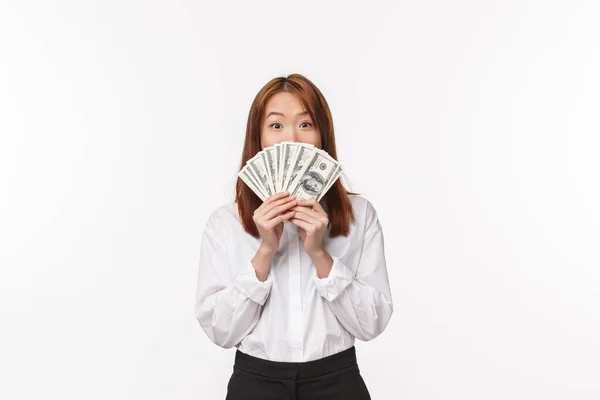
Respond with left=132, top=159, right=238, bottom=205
left=203, top=201, right=240, bottom=230
left=348, top=194, right=378, bottom=219
left=347, top=194, right=381, bottom=235
left=208, top=200, right=239, bottom=221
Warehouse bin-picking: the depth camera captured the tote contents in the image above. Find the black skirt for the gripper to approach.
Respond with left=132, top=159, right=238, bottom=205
left=225, top=345, right=371, bottom=400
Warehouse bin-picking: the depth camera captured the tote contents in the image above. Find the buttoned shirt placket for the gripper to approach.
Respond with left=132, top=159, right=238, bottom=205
left=285, top=221, right=304, bottom=362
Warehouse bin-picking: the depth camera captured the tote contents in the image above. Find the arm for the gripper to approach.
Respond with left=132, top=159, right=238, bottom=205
left=312, top=200, right=394, bottom=341
left=195, top=211, right=274, bottom=348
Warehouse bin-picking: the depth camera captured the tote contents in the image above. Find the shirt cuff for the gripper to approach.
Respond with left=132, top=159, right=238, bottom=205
left=234, top=260, right=274, bottom=305
left=313, top=256, right=353, bottom=302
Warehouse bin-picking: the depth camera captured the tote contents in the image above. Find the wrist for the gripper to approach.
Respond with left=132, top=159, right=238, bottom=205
left=307, top=247, right=327, bottom=259
left=309, top=248, right=333, bottom=279
left=258, top=244, right=277, bottom=257
left=252, top=245, right=276, bottom=282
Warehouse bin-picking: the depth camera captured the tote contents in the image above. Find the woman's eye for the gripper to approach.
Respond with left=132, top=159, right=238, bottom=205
left=270, top=122, right=312, bottom=129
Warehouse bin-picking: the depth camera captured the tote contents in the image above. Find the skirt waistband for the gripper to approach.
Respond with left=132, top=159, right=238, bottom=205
left=233, top=346, right=358, bottom=380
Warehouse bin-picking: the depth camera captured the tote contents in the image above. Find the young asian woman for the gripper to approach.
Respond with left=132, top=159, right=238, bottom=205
left=195, top=73, right=393, bottom=399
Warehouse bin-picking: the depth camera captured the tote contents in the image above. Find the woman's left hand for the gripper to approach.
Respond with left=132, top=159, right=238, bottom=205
left=289, top=198, right=329, bottom=255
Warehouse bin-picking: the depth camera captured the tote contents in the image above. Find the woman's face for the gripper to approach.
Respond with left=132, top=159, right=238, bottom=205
left=260, top=91, right=321, bottom=149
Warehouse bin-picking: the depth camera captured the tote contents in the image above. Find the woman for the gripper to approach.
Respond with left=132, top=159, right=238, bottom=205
left=195, top=73, right=394, bottom=399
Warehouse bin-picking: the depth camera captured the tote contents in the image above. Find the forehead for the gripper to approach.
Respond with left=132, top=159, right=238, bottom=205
left=264, top=92, right=308, bottom=116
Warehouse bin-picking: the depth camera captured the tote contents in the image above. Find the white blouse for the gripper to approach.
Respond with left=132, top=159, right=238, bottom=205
left=194, top=194, right=394, bottom=362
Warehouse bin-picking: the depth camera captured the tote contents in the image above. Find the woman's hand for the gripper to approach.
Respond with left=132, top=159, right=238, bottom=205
left=253, top=191, right=298, bottom=253
left=289, top=198, right=329, bottom=256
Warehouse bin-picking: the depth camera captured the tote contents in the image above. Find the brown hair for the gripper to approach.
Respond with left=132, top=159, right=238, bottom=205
left=235, top=73, right=360, bottom=238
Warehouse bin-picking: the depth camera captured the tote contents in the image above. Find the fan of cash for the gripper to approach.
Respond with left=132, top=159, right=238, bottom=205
left=238, top=141, right=344, bottom=202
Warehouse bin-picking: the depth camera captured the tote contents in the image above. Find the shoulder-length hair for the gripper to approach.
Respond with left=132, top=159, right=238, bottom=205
left=235, top=73, right=359, bottom=238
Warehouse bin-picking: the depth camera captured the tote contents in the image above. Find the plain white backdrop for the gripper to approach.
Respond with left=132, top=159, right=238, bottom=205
left=1, top=0, right=599, bottom=399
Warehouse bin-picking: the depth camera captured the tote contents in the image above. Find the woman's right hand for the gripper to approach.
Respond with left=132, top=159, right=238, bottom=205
left=253, top=191, right=297, bottom=253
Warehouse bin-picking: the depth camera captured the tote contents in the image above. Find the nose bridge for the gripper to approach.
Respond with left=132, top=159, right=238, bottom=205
left=287, top=124, right=299, bottom=141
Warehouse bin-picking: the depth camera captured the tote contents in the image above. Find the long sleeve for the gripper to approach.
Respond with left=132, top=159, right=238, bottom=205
left=312, top=200, right=394, bottom=341
left=195, top=211, right=274, bottom=349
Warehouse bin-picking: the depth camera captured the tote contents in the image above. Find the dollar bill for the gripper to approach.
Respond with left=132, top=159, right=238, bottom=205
left=317, top=163, right=343, bottom=201
left=275, top=143, right=283, bottom=192
left=289, top=149, right=341, bottom=201
left=238, top=141, right=342, bottom=203
left=284, top=143, right=317, bottom=193
left=237, top=169, right=267, bottom=201
left=280, top=141, right=313, bottom=193
left=245, top=166, right=267, bottom=198
left=246, top=153, right=272, bottom=197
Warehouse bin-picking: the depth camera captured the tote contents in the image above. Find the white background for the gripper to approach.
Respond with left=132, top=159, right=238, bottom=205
left=1, top=0, right=599, bottom=399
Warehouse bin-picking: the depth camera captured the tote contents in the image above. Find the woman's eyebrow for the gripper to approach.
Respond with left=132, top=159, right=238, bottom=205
left=266, top=111, right=310, bottom=119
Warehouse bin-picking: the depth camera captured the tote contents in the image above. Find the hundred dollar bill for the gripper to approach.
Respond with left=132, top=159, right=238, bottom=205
left=289, top=148, right=341, bottom=201
left=244, top=165, right=268, bottom=198
left=238, top=142, right=342, bottom=203
left=259, top=146, right=277, bottom=195
left=280, top=142, right=297, bottom=193
left=238, top=167, right=267, bottom=201
left=285, top=144, right=320, bottom=195
left=252, top=165, right=271, bottom=200
left=309, top=150, right=343, bottom=200
left=270, top=144, right=280, bottom=194
left=281, top=142, right=315, bottom=193
left=275, top=143, right=283, bottom=192
left=246, top=153, right=272, bottom=197
left=278, top=143, right=287, bottom=192
left=317, top=163, right=343, bottom=201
